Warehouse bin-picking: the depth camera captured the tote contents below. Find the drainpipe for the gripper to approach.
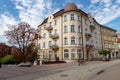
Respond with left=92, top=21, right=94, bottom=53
left=81, top=15, right=85, bottom=61
left=61, top=15, right=63, bottom=61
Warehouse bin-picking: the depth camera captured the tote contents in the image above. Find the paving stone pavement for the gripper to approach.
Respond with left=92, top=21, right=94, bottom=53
left=34, top=59, right=120, bottom=80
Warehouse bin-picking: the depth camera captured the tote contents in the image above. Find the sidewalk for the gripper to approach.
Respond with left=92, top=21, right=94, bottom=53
left=34, top=60, right=120, bottom=80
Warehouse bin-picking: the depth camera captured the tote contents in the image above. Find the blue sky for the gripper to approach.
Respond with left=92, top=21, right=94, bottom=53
left=0, top=0, right=120, bottom=43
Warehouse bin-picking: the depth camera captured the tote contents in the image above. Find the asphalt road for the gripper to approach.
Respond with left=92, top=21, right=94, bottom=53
left=92, top=62, right=120, bottom=80
left=0, top=60, right=118, bottom=80
left=0, top=62, right=78, bottom=80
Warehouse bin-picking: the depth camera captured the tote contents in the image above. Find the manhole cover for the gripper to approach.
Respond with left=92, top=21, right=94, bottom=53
left=61, top=74, right=68, bottom=77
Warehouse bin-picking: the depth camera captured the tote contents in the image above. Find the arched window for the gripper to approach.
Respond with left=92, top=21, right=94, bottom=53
left=71, top=49, right=76, bottom=59
left=64, top=49, right=69, bottom=58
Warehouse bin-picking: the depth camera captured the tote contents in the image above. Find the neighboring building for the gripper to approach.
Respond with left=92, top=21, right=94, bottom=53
left=116, top=32, right=120, bottom=57
left=37, top=3, right=117, bottom=62
left=117, top=32, right=120, bottom=49
left=101, top=25, right=118, bottom=59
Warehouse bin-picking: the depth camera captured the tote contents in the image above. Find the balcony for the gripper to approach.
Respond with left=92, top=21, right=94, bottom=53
left=33, top=34, right=42, bottom=39
left=86, top=44, right=94, bottom=49
left=113, top=34, right=117, bottom=37
left=50, top=44, right=59, bottom=50
left=38, top=34, right=42, bottom=39
left=45, top=25, right=53, bottom=31
left=50, top=34, right=59, bottom=39
left=85, top=33, right=92, bottom=38
left=90, top=25, right=96, bottom=31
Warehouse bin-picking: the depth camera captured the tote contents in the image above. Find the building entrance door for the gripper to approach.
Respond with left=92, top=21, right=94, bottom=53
left=86, top=49, right=89, bottom=61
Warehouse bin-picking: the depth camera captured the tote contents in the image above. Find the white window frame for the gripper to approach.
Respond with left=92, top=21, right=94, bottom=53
left=64, top=49, right=69, bottom=59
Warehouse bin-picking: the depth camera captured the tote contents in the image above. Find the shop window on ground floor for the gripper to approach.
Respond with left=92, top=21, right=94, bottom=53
left=48, top=51, right=51, bottom=61
left=64, top=49, right=69, bottom=59
left=71, top=49, right=76, bottom=59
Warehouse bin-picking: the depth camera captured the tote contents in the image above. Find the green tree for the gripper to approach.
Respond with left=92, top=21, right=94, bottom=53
left=98, top=50, right=109, bottom=60
left=98, top=50, right=109, bottom=56
left=1, top=55, right=15, bottom=64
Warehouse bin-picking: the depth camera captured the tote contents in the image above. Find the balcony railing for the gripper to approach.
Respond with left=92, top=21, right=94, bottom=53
left=49, top=44, right=59, bottom=50
left=86, top=44, right=94, bottom=48
left=33, top=34, right=42, bottom=39
left=90, top=25, right=96, bottom=31
left=45, top=25, right=53, bottom=31
left=50, top=34, right=59, bottom=39
left=85, top=33, right=92, bottom=38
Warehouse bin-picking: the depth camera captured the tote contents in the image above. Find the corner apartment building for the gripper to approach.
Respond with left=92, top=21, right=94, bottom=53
left=37, top=3, right=117, bottom=62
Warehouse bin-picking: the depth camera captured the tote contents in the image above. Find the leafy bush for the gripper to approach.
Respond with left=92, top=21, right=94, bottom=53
left=1, top=55, right=15, bottom=64
left=98, top=50, right=109, bottom=56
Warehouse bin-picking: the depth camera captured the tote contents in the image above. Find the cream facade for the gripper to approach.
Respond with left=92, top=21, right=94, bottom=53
left=37, top=3, right=117, bottom=62
left=100, top=25, right=118, bottom=59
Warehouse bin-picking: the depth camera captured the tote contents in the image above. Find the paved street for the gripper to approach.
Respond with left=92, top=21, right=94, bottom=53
left=34, top=59, right=120, bottom=80
left=92, top=61, right=120, bottom=80
left=0, top=62, right=78, bottom=80
left=0, top=59, right=120, bottom=80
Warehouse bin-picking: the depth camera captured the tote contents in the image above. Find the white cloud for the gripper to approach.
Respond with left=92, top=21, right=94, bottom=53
left=0, top=13, right=18, bottom=35
left=0, top=13, right=18, bottom=42
left=89, top=0, right=120, bottom=24
left=91, top=0, right=100, bottom=4
left=115, top=0, right=120, bottom=3
left=11, top=0, right=55, bottom=28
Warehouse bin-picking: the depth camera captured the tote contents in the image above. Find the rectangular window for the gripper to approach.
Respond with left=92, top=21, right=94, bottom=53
left=71, top=49, right=76, bottom=59
left=54, top=51, right=57, bottom=59
left=55, top=20, right=57, bottom=25
left=43, top=33, right=46, bottom=39
left=71, top=37, right=75, bottom=45
left=54, top=40, right=57, bottom=45
left=64, top=38, right=67, bottom=45
left=43, top=42, right=45, bottom=48
left=85, top=18, right=87, bottom=24
left=44, top=25, right=46, bottom=29
left=49, top=32, right=51, bottom=37
left=71, top=25, right=75, bottom=32
left=78, top=26, right=81, bottom=32
left=79, top=38, right=82, bottom=45
left=64, top=26, right=67, bottom=33
left=64, top=15, right=67, bottom=21
left=78, top=15, right=81, bottom=21
left=49, top=41, right=52, bottom=47
left=71, top=14, right=74, bottom=20
left=64, top=49, right=69, bottom=58
left=38, top=43, right=41, bottom=49
left=55, top=29, right=57, bottom=34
